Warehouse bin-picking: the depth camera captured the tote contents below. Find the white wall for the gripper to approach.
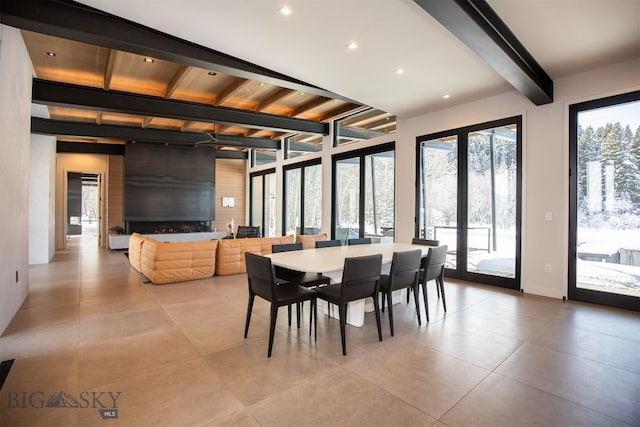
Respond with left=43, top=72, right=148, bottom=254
left=0, top=25, right=32, bottom=333
left=400, top=58, right=640, bottom=299
left=29, top=133, right=56, bottom=264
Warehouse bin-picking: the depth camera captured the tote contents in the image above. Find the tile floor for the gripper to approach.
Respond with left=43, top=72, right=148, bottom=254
left=0, top=237, right=639, bottom=426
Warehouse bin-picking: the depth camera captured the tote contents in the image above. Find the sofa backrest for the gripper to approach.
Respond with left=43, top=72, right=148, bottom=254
left=128, top=233, right=146, bottom=273
left=216, top=235, right=294, bottom=275
left=295, top=233, right=328, bottom=249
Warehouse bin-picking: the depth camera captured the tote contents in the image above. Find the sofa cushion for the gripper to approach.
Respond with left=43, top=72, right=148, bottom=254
left=141, top=238, right=218, bottom=284
left=295, top=233, right=327, bottom=249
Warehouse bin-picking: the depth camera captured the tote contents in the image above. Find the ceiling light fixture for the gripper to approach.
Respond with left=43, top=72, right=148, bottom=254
left=279, top=5, right=292, bottom=16
left=347, top=42, right=358, bottom=50
left=395, top=68, right=404, bottom=75
left=143, top=57, right=155, bottom=63
left=208, top=71, right=217, bottom=76
left=443, top=94, right=450, bottom=99
left=46, top=51, right=56, bottom=57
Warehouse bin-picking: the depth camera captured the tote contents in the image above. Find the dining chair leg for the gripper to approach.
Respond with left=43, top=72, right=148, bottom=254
left=268, top=305, right=278, bottom=358
left=422, top=283, right=430, bottom=322
left=385, top=290, right=394, bottom=336
left=312, top=299, right=317, bottom=341
left=412, top=284, right=422, bottom=325
left=372, top=296, right=383, bottom=342
left=381, top=293, right=386, bottom=313
left=244, top=293, right=255, bottom=338
left=287, top=304, right=292, bottom=327
left=439, top=275, right=447, bottom=312
left=296, top=302, right=301, bottom=329
left=339, top=304, right=347, bottom=356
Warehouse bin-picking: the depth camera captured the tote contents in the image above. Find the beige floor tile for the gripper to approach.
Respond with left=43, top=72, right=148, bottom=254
left=0, top=319, right=78, bottom=361
left=552, top=302, right=640, bottom=342
left=79, top=286, right=158, bottom=320
left=78, top=327, right=201, bottom=387
left=441, top=373, right=628, bottom=427
left=496, top=342, right=640, bottom=425
left=530, top=321, right=640, bottom=374
left=76, top=359, right=245, bottom=427
left=344, top=343, right=490, bottom=419
left=205, top=337, right=338, bottom=406
left=78, top=307, right=175, bottom=343
left=410, top=320, right=524, bottom=370
left=20, top=286, right=80, bottom=310
left=248, top=368, right=437, bottom=426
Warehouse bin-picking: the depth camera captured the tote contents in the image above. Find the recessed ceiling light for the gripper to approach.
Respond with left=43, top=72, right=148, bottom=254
left=347, top=42, right=358, bottom=50
left=258, top=82, right=265, bottom=86
left=443, top=94, right=450, bottom=99
left=395, top=68, right=404, bottom=75
left=279, top=5, right=292, bottom=15
left=143, top=57, right=155, bottom=63
left=208, top=71, right=217, bottom=76
left=46, top=51, right=56, bottom=57
left=300, top=92, right=305, bottom=96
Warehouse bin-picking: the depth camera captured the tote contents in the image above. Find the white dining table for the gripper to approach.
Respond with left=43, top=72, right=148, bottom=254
left=266, top=242, right=435, bottom=326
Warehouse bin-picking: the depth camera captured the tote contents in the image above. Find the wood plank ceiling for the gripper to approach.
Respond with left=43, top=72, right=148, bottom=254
left=22, top=29, right=395, bottom=152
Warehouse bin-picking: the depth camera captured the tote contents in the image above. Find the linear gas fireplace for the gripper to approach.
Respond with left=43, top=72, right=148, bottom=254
left=126, top=221, right=211, bottom=234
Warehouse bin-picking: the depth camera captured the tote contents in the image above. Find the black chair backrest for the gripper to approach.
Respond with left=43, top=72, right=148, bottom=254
left=412, top=238, right=440, bottom=246
left=315, top=239, right=342, bottom=248
left=389, top=249, right=422, bottom=289
left=236, top=226, right=261, bottom=238
left=347, top=237, right=372, bottom=246
left=272, top=242, right=303, bottom=253
left=245, top=252, right=276, bottom=300
left=340, top=254, right=382, bottom=301
left=422, top=245, right=448, bottom=282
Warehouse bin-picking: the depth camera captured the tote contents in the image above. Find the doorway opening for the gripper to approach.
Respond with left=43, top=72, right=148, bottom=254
left=66, top=172, right=101, bottom=246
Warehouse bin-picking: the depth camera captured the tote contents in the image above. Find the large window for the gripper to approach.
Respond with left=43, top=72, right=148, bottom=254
left=417, top=117, right=522, bottom=290
left=283, top=159, right=322, bottom=235
left=249, top=168, right=276, bottom=237
left=285, top=134, right=323, bottom=159
left=333, top=142, right=395, bottom=244
left=569, top=91, right=640, bottom=310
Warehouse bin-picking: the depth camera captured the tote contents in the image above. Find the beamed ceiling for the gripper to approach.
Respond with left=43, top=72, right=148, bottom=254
left=1, top=0, right=638, bottom=156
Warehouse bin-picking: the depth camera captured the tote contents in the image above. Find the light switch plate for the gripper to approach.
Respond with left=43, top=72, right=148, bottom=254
left=544, top=211, right=552, bottom=221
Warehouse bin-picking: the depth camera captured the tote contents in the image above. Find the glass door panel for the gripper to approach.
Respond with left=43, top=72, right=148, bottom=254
left=364, top=150, right=395, bottom=241
left=574, top=98, right=640, bottom=301
left=264, top=173, right=276, bottom=237
left=250, top=175, right=263, bottom=233
left=303, top=164, right=322, bottom=233
left=418, top=137, right=458, bottom=269
left=466, top=125, right=518, bottom=278
left=335, top=157, right=360, bottom=244
left=285, top=168, right=301, bottom=236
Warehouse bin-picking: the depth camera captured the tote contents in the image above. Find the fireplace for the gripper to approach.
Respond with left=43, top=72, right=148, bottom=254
left=126, top=221, right=211, bottom=234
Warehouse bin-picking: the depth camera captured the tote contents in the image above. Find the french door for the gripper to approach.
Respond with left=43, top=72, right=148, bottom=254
left=416, top=116, right=522, bottom=289
left=249, top=168, right=276, bottom=237
left=569, top=91, right=640, bottom=310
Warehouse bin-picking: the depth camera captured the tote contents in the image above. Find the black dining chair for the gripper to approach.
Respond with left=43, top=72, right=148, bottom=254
left=315, top=239, right=342, bottom=248
left=347, top=237, right=372, bottom=245
left=315, top=254, right=383, bottom=356
left=379, top=249, right=422, bottom=336
left=408, top=238, right=441, bottom=303
left=244, top=252, right=317, bottom=357
left=271, top=243, right=331, bottom=328
left=419, top=245, right=448, bottom=322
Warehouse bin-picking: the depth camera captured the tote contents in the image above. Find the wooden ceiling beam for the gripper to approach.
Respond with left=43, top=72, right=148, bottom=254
left=164, top=64, right=191, bottom=99
left=318, top=104, right=368, bottom=122
left=289, top=96, right=331, bottom=117
left=257, top=88, right=295, bottom=111
left=215, top=78, right=251, bottom=106
left=103, top=49, right=118, bottom=90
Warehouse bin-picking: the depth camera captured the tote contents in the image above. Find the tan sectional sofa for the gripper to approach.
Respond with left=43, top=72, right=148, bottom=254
left=128, top=233, right=304, bottom=283
left=215, top=235, right=294, bottom=275
left=295, top=233, right=327, bottom=249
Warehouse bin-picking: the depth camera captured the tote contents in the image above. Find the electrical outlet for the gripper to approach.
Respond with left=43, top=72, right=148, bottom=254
left=544, top=263, right=552, bottom=273
left=16, top=270, right=19, bottom=283
left=544, top=211, right=553, bottom=221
